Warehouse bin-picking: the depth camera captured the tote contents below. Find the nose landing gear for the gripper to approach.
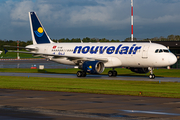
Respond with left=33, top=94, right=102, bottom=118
left=148, top=67, right=155, bottom=79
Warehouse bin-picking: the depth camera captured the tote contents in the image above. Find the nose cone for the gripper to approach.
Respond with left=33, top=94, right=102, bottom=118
left=168, top=53, right=177, bottom=65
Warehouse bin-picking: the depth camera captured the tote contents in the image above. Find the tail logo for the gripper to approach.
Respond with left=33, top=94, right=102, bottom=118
left=34, top=27, right=44, bottom=37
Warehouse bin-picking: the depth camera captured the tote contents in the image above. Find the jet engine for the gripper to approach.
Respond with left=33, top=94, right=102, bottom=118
left=130, top=67, right=149, bottom=74
left=82, top=61, right=105, bottom=74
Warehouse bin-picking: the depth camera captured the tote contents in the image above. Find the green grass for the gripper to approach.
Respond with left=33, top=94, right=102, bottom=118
left=0, top=68, right=180, bottom=78
left=153, top=69, right=180, bottom=77
left=0, top=51, right=38, bottom=59
left=0, top=76, right=180, bottom=98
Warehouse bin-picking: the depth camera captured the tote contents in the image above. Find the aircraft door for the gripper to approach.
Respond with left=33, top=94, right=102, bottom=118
left=142, top=46, right=149, bottom=59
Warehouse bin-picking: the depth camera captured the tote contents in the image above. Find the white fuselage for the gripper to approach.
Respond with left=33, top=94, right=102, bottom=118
left=27, top=42, right=177, bottom=68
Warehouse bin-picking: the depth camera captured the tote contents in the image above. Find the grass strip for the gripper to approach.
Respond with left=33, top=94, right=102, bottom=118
left=0, top=51, right=36, bottom=59
left=0, top=76, right=180, bottom=98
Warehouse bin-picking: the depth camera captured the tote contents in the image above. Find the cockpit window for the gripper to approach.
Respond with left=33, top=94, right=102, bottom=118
left=159, top=49, right=163, bottom=53
left=155, top=49, right=159, bottom=53
left=155, top=49, right=170, bottom=53
left=163, top=49, right=169, bottom=53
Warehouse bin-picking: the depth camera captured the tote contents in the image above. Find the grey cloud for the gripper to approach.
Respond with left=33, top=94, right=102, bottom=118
left=10, top=1, right=33, bottom=21
left=0, top=0, right=180, bottom=41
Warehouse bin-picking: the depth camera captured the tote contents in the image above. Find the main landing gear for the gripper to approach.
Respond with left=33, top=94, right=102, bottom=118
left=77, top=71, right=86, bottom=77
left=148, top=67, right=155, bottom=79
left=108, top=68, right=117, bottom=77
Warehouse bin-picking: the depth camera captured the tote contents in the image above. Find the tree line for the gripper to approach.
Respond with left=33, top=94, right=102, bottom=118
left=52, top=37, right=120, bottom=43
left=124, top=34, right=180, bottom=41
left=1, top=34, right=180, bottom=50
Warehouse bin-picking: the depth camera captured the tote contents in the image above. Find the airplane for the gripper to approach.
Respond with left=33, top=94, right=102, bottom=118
left=4, top=12, right=177, bottom=79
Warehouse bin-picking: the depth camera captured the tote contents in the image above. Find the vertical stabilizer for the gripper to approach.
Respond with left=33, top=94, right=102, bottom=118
left=29, top=12, right=54, bottom=44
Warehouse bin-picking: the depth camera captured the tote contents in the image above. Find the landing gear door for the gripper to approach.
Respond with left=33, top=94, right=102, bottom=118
left=142, top=46, right=149, bottom=59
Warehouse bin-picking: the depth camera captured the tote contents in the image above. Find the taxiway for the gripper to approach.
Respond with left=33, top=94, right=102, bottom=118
left=0, top=72, right=180, bottom=82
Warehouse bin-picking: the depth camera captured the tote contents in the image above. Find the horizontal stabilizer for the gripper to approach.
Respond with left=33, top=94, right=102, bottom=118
left=4, top=48, right=8, bottom=54
left=3, top=45, right=37, bottom=51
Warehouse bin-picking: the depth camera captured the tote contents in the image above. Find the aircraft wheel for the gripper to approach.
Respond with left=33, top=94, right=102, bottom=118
left=108, top=70, right=113, bottom=77
left=82, top=71, right=86, bottom=77
left=149, top=74, right=155, bottom=79
left=113, top=70, right=117, bottom=77
left=77, top=71, right=82, bottom=77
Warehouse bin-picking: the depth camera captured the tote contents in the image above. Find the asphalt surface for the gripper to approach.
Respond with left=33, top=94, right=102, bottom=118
left=0, top=89, right=180, bottom=120
left=0, top=72, right=180, bottom=82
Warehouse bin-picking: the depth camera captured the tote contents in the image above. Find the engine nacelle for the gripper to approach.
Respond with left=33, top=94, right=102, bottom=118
left=82, top=61, right=105, bottom=74
left=130, top=67, right=149, bottom=74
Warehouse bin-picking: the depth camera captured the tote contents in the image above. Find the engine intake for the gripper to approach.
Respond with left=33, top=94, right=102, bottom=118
left=130, top=67, right=149, bottom=74
left=82, top=61, right=105, bottom=74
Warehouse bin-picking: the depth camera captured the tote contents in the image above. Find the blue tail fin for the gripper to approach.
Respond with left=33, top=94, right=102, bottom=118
left=29, top=12, right=54, bottom=44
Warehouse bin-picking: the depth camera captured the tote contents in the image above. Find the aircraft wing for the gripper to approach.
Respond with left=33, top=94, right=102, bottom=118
left=7, top=50, right=108, bottom=62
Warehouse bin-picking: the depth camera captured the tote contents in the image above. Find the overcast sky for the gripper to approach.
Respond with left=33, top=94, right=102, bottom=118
left=0, top=0, right=180, bottom=41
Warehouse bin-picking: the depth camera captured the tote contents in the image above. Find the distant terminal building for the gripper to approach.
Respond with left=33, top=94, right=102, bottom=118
left=123, top=41, right=180, bottom=68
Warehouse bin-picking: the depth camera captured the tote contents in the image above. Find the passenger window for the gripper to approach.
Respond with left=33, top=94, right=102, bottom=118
left=159, top=49, right=163, bottom=53
left=155, top=49, right=159, bottom=53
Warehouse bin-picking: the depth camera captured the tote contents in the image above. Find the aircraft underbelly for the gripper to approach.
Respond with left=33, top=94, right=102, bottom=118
left=104, top=57, right=122, bottom=67
left=52, top=58, right=75, bottom=65
left=120, top=56, right=151, bottom=67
